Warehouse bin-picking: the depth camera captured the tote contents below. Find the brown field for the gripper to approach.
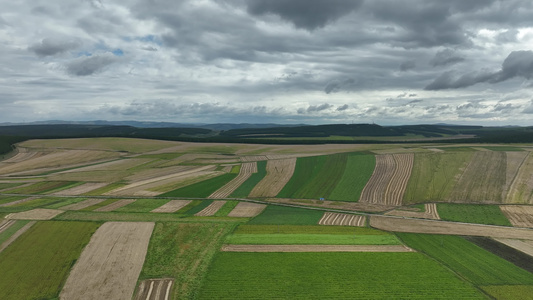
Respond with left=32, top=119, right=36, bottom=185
left=209, top=162, right=257, bottom=199
left=505, top=152, right=533, bottom=204
left=20, top=137, right=179, bottom=153
left=360, top=154, right=414, bottom=206
left=221, top=244, right=414, bottom=252
left=370, top=215, right=533, bottom=240
left=318, top=212, right=366, bottom=226
left=267, top=198, right=395, bottom=213
left=52, top=182, right=108, bottom=196
left=385, top=203, right=440, bottom=220
left=0, top=147, right=46, bottom=163
left=504, top=152, right=529, bottom=192
left=500, top=205, right=533, bottom=228
left=0, top=219, right=15, bottom=234
left=448, top=151, right=506, bottom=203
left=60, top=222, right=154, bottom=300
left=249, top=158, right=296, bottom=197
left=240, top=155, right=268, bottom=162
left=134, top=279, right=173, bottom=300
left=61, top=198, right=107, bottom=211
left=150, top=200, right=192, bottom=213
left=195, top=201, right=226, bottom=216
left=0, top=196, right=37, bottom=207
left=227, top=202, right=266, bottom=217
left=0, top=221, right=36, bottom=253
left=5, top=208, right=63, bottom=220
left=94, top=199, right=136, bottom=212
left=493, top=238, right=533, bottom=257
left=57, top=158, right=154, bottom=174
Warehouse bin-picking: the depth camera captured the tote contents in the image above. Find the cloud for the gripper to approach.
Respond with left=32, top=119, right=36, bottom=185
left=337, top=104, right=349, bottom=111
left=324, top=78, right=355, bottom=94
left=28, top=38, right=80, bottom=57
left=430, top=49, right=464, bottom=67
left=425, top=50, right=533, bottom=90
left=399, top=60, right=416, bottom=71
left=66, top=54, right=120, bottom=76
left=246, top=0, right=363, bottom=30
left=297, top=103, right=334, bottom=114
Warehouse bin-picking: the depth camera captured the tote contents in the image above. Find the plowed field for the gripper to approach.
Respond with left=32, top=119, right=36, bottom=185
left=151, top=200, right=192, bottom=213
left=249, top=159, right=296, bottom=197
left=227, top=202, right=266, bottom=217
left=500, top=205, right=533, bottom=228
left=318, top=213, right=366, bottom=226
left=505, top=152, right=533, bottom=204
left=94, top=199, right=136, bottom=212
left=195, top=201, right=226, bottom=216
left=134, top=279, right=173, bottom=300
left=209, top=162, right=257, bottom=198
left=385, top=203, right=440, bottom=220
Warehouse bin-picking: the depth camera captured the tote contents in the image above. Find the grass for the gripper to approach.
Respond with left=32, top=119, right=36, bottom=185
left=329, top=154, right=375, bottom=201
left=248, top=205, right=324, bottom=225
left=230, top=160, right=267, bottom=198
left=277, top=154, right=348, bottom=199
left=482, top=146, right=525, bottom=151
left=233, top=225, right=389, bottom=235
left=0, top=196, right=26, bottom=205
left=481, top=285, right=533, bottom=300
left=54, top=211, right=246, bottom=223
left=0, top=220, right=31, bottom=245
left=403, top=152, right=473, bottom=204
left=139, top=222, right=235, bottom=299
left=437, top=203, right=512, bottom=226
left=0, top=182, right=24, bottom=191
left=182, top=200, right=213, bottom=215
left=115, top=198, right=171, bottom=212
left=213, top=200, right=239, bottom=217
left=198, top=252, right=485, bottom=299
left=397, top=233, right=533, bottom=285
left=225, top=233, right=401, bottom=245
left=0, top=221, right=100, bottom=300
left=159, top=173, right=237, bottom=198
left=78, top=198, right=118, bottom=211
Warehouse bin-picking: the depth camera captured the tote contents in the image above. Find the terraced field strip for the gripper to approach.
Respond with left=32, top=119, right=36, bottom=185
left=0, top=221, right=35, bottom=254
left=5, top=209, right=63, bottom=220
left=370, top=215, right=533, bottom=239
left=500, top=205, right=533, bottom=227
left=208, top=162, right=257, bottom=198
left=0, top=219, right=15, bottom=234
left=249, top=158, right=296, bottom=197
left=134, top=279, right=173, bottom=300
left=359, top=154, right=395, bottom=204
left=505, top=152, right=533, bottom=204
left=60, top=198, right=107, bottom=210
left=426, top=203, right=440, bottom=219
left=94, top=199, right=136, bottom=212
left=195, top=201, right=226, bottom=216
left=318, top=212, right=366, bottom=226
left=0, top=196, right=37, bottom=207
left=494, top=238, right=533, bottom=257
left=52, top=182, right=108, bottom=196
left=383, top=153, right=414, bottom=206
left=0, top=147, right=44, bottom=163
left=60, top=222, right=154, bottom=300
left=221, top=245, right=414, bottom=252
left=228, top=202, right=266, bottom=217
left=151, top=200, right=192, bottom=213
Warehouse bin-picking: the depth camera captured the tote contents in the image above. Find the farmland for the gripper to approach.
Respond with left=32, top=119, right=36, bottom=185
left=437, top=203, right=512, bottom=226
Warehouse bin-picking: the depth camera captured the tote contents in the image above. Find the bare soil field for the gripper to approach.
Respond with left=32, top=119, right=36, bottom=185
left=209, top=162, right=257, bottom=198
left=0, top=196, right=37, bottom=207
left=52, top=182, right=108, bottom=196
left=134, top=279, right=173, bottom=300
left=318, top=212, right=366, bottom=226
left=0, top=147, right=46, bottom=163
left=249, top=158, right=296, bottom=197
left=195, top=201, right=226, bottom=216
left=227, top=202, right=266, bottom=217
left=151, top=200, right=192, bottom=213
left=57, top=158, right=154, bottom=174
left=500, top=205, right=533, bottom=228
left=504, top=151, right=529, bottom=192
left=5, top=208, right=63, bottom=220
left=268, top=198, right=395, bottom=213
left=94, top=199, right=136, bottom=212
left=21, top=137, right=179, bottom=153
left=61, top=198, right=107, bottom=211
left=505, top=152, right=533, bottom=204
left=386, top=203, right=440, bottom=220
left=221, top=244, right=414, bottom=252
left=0, top=221, right=36, bottom=254
left=60, top=222, right=154, bottom=300
left=370, top=215, right=533, bottom=239
left=384, top=153, right=414, bottom=206
left=0, top=219, right=15, bottom=234
left=493, top=238, right=533, bottom=257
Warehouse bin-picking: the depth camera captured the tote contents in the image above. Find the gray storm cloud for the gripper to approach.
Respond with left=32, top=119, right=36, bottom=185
left=66, top=54, right=120, bottom=76
left=28, top=38, right=80, bottom=57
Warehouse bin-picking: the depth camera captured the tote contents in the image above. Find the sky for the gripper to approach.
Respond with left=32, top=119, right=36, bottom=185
left=2, top=0, right=533, bottom=126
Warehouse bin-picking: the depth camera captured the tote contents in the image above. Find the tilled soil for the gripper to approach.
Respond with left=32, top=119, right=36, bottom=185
left=195, top=201, right=226, bottom=216
left=134, top=279, right=173, bottom=300
left=318, top=212, right=366, bottom=226
left=151, top=200, right=191, bottom=213
left=94, top=199, right=136, bottom=212
left=494, top=238, right=533, bottom=257
left=5, top=208, right=64, bottom=220
left=249, top=158, right=296, bottom=197
left=227, top=202, right=266, bottom=217
left=465, top=236, right=533, bottom=273
left=500, top=205, right=533, bottom=228
left=52, top=182, right=108, bottom=196
left=61, top=198, right=107, bottom=210
left=385, top=203, right=440, bottom=220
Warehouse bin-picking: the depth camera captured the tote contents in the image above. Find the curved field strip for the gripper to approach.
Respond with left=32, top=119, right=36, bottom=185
left=60, top=222, right=154, bottom=300
left=448, top=151, right=506, bottom=203
left=385, top=203, right=440, bottom=220
left=403, top=152, right=474, bottom=204
left=0, top=147, right=45, bottom=163
left=195, top=201, right=226, bottom=216
left=384, top=153, right=414, bottom=206
left=328, top=154, right=375, bottom=202
left=249, top=158, right=296, bottom=198
left=209, top=162, right=257, bottom=198
left=359, top=154, right=395, bottom=204
left=318, top=213, right=366, bottom=226
left=221, top=245, right=413, bottom=252
left=151, top=200, right=192, bottom=213
left=500, top=205, right=533, bottom=228
left=94, top=199, right=136, bottom=212
left=0, top=219, right=15, bottom=234
left=505, top=152, right=533, bottom=204
left=227, top=202, right=266, bottom=217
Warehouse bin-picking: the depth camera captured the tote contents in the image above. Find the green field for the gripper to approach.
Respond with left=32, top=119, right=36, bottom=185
left=233, top=225, right=390, bottom=235
left=159, top=173, right=237, bottom=198
left=79, top=198, right=118, bottom=211
left=0, top=220, right=31, bottom=245
left=328, top=154, right=375, bottom=201
left=44, top=197, right=87, bottom=209
left=403, top=152, right=473, bottom=204
left=139, top=222, right=235, bottom=299
left=230, top=161, right=267, bottom=198
left=0, top=196, right=26, bottom=205
left=115, top=198, right=171, bottom=212
left=0, top=221, right=100, bottom=300
left=437, top=203, right=512, bottom=226
left=82, top=182, right=126, bottom=196
left=54, top=210, right=245, bottom=223
left=198, top=252, right=485, bottom=299
left=397, top=233, right=533, bottom=285
left=5, top=197, right=65, bottom=209
left=482, top=146, right=525, bottom=151
left=7, top=181, right=79, bottom=195
left=481, top=285, right=533, bottom=300
left=248, top=205, right=324, bottom=225
left=225, top=233, right=401, bottom=245
left=214, top=200, right=239, bottom=217
left=182, top=200, right=213, bottom=215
